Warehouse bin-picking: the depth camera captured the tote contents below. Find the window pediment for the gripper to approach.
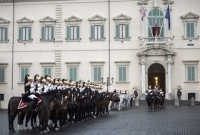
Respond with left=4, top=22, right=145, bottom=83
left=0, top=17, right=10, bottom=24
left=17, top=17, right=33, bottom=23
left=113, top=13, right=131, bottom=21
left=39, top=16, right=56, bottom=23
left=64, top=15, right=82, bottom=22
left=88, top=14, right=106, bottom=21
left=181, top=12, right=199, bottom=23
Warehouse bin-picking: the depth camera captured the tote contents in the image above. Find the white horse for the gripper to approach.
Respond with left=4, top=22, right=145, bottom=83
left=118, top=93, right=129, bottom=110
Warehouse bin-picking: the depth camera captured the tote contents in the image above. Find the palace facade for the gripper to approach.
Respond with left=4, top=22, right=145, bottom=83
left=0, top=0, right=200, bottom=108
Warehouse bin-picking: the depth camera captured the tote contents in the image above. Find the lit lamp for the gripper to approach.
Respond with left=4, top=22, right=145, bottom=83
left=101, top=77, right=114, bottom=92
left=155, top=77, right=158, bottom=86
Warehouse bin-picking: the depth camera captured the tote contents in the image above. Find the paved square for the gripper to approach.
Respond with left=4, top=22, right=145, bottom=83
left=2, top=105, right=200, bottom=135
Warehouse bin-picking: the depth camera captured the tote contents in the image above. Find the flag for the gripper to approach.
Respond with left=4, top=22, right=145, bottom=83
left=141, top=5, right=146, bottom=21
left=165, top=4, right=170, bottom=30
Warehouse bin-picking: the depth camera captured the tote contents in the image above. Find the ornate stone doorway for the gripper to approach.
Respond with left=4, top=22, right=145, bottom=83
left=148, top=63, right=165, bottom=93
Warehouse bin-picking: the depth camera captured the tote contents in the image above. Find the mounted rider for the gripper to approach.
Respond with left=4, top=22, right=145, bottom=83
left=145, top=85, right=153, bottom=97
left=22, top=74, right=39, bottom=112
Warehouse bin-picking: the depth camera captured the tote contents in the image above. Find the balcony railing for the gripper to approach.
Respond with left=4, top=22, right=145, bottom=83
left=140, top=37, right=171, bottom=44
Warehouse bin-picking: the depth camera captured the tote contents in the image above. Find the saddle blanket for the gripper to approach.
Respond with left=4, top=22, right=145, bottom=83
left=17, top=98, right=42, bottom=109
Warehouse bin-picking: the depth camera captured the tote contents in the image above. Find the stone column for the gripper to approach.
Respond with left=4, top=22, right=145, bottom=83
left=140, top=56, right=146, bottom=100
left=167, top=55, right=173, bottom=100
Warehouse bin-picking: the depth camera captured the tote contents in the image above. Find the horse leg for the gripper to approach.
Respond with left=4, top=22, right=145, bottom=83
left=25, top=113, right=31, bottom=130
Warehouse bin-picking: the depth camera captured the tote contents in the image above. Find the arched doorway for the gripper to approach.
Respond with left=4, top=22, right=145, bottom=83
left=148, top=63, right=165, bottom=92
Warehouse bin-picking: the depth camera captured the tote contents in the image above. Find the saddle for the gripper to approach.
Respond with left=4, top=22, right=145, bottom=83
left=18, top=98, right=42, bottom=109
left=114, top=96, right=120, bottom=102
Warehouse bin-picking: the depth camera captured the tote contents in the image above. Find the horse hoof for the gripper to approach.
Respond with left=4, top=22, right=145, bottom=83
left=55, top=127, right=59, bottom=131
left=40, top=131, right=43, bottom=134
left=43, top=130, right=47, bottom=133
left=10, top=129, right=16, bottom=133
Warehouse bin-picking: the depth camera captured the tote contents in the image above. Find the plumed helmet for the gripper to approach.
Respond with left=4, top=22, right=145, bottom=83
left=55, top=80, right=59, bottom=85
left=24, top=74, right=30, bottom=84
left=90, top=83, right=94, bottom=88
left=42, top=79, right=46, bottom=84
left=28, top=76, right=33, bottom=82
left=59, top=80, right=63, bottom=85
left=34, top=74, right=39, bottom=82
left=46, top=76, right=51, bottom=82
left=36, top=76, right=40, bottom=82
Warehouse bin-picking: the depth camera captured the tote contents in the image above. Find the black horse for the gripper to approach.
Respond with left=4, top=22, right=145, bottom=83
left=8, top=90, right=61, bottom=133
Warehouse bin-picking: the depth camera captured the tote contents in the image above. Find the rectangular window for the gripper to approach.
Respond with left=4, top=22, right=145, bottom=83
left=45, top=26, right=52, bottom=40
left=44, top=67, right=52, bottom=77
left=41, top=26, right=54, bottom=41
left=70, top=26, right=77, bottom=40
left=116, top=24, right=129, bottom=39
left=0, top=27, right=7, bottom=41
left=94, top=25, right=101, bottom=39
left=0, top=68, right=5, bottom=83
left=20, top=67, right=29, bottom=83
left=119, top=24, right=126, bottom=39
left=186, top=22, right=195, bottom=38
left=93, top=66, right=101, bottom=82
left=69, top=67, right=77, bottom=81
left=90, top=25, right=104, bottom=40
left=0, top=94, right=4, bottom=101
left=22, top=27, right=29, bottom=41
left=118, top=66, right=126, bottom=82
left=188, top=66, right=195, bottom=81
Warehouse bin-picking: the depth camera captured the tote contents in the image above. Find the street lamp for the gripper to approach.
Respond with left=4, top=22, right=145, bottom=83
left=101, top=77, right=114, bottom=92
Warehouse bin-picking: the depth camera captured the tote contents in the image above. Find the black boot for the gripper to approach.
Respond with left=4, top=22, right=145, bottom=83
left=33, top=98, right=38, bottom=112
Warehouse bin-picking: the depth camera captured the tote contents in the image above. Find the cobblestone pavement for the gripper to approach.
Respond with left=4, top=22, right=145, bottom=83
left=1, top=104, right=200, bottom=135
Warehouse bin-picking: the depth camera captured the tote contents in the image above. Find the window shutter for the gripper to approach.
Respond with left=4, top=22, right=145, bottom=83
left=119, top=67, right=122, bottom=81
left=41, top=26, right=45, bottom=40
left=125, top=24, right=129, bottom=39
left=51, top=26, right=54, bottom=40
left=116, top=24, right=119, bottom=39
left=45, top=68, right=47, bottom=76
left=74, top=68, right=77, bottom=81
left=0, top=68, right=5, bottom=82
left=90, top=25, right=94, bottom=39
left=188, top=67, right=191, bottom=81
left=19, top=27, right=22, bottom=41
left=67, top=26, right=70, bottom=40
left=76, top=26, right=80, bottom=40
left=5, top=27, right=8, bottom=41
left=101, top=25, right=104, bottom=39
left=29, top=27, right=31, bottom=40
left=191, top=67, right=195, bottom=81
left=186, top=23, right=190, bottom=38
left=94, top=67, right=97, bottom=81
left=70, top=68, right=73, bottom=80
left=21, top=68, right=24, bottom=83
left=48, top=68, right=51, bottom=76
left=191, top=23, right=194, bottom=38
left=98, top=67, right=101, bottom=81
left=123, top=67, right=126, bottom=81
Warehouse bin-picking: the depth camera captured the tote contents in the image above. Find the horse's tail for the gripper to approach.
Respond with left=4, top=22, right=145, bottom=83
left=8, top=97, right=14, bottom=120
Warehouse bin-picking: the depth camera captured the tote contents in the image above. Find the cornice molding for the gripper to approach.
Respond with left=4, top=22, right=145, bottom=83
left=88, top=14, right=106, bottom=21
left=17, top=17, right=33, bottom=23
left=0, top=17, right=10, bottom=24
left=64, top=15, right=82, bottom=22
left=113, top=13, right=131, bottom=21
left=39, top=16, right=56, bottom=22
